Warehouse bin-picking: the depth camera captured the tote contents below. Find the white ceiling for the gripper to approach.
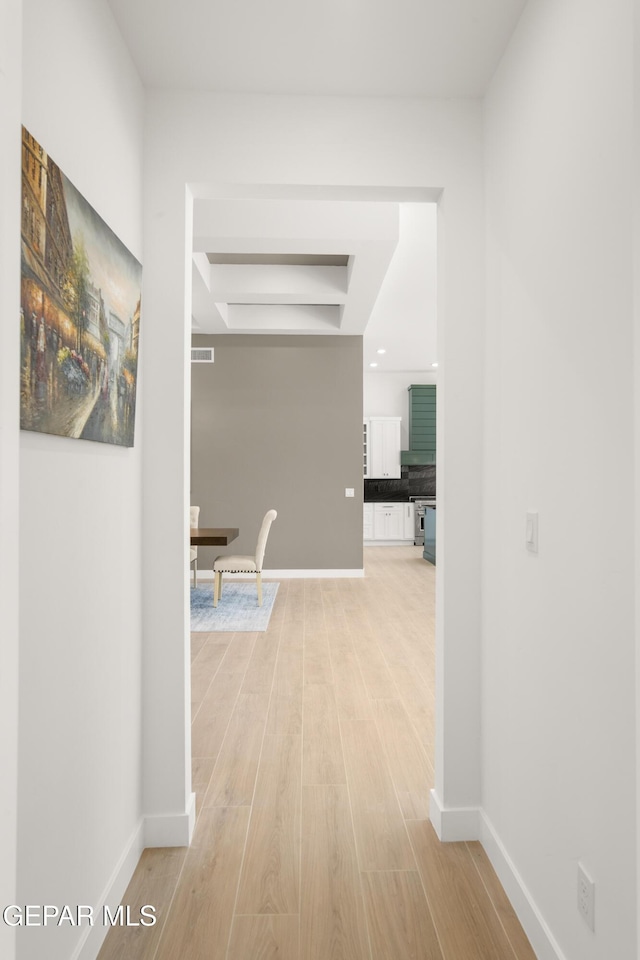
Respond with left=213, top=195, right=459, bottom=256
left=108, top=0, right=525, bottom=371
left=108, top=0, right=525, bottom=98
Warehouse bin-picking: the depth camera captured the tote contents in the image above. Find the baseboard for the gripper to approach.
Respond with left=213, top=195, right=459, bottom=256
left=429, top=789, right=481, bottom=841
left=73, top=819, right=145, bottom=960
left=479, top=811, right=567, bottom=960
left=71, top=799, right=196, bottom=960
left=196, top=568, right=365, bottom=580
left=364, top=540, right=417, bottom=547
left=144, top=792, right=196, bottom=848
left=429, top=795, right=565, bottom=960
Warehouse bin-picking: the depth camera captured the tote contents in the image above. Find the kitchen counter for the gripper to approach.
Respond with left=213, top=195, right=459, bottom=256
left=364, top=494, right=413, bottom=502
left=364, top=494, right=436, bottom=503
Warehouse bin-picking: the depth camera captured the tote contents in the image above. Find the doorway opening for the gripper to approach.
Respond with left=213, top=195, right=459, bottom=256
left=185, top=184, right=444, bottom=826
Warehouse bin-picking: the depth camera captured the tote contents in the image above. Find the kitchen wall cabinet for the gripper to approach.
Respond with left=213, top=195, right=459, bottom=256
left=366, top=416, right=401, bottom=479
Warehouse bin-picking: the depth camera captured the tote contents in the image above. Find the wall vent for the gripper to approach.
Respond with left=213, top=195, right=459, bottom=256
left=191, top=347, right=214, bottom=363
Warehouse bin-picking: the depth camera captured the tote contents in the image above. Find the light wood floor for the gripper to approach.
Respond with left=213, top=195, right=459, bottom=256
left=98, top=546, right=537, bottom=960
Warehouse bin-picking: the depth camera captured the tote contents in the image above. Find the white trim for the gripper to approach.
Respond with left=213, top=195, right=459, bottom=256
left=479, top=811, right=567, bottom=960
left=144, top=792, right=196, bottom=848
left=73, top=819, right=145, bottom=960
left=429, top=795, right=564, bottom=959
left=429, top=788, right=480, bottom=841
left=196, top=568, right=365, bottom=580
left=364, top=540, right=417, bottom=547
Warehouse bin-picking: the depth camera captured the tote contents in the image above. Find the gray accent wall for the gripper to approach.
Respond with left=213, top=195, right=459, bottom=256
left=191, top=335, right=363, bottom=571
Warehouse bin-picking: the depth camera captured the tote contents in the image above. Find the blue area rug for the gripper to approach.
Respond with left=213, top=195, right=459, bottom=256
left=190, top=581, right=279, bottom=632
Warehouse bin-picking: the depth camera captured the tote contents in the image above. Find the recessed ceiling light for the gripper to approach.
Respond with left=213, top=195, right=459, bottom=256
left=369, top=362, right=378, bottom=368
left=377, top=348, right=386, bottom=355
left=431, top=362, right=439, bottom=368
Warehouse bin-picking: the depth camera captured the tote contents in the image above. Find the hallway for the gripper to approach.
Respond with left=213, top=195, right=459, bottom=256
left=98, top=547, right=535, bottom=960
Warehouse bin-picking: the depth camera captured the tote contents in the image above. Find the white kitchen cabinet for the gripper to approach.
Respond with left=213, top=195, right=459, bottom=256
left=368, top=417, right=401, bottom=479
left=363, top=421, right=369, bottom=477
left=403, top=501, right=415, bottom=541
left=363, top=503, right=374, bottom=540
left=364, top=501, right=415, bottom=542
left=373, top=503, right=404, bottom=540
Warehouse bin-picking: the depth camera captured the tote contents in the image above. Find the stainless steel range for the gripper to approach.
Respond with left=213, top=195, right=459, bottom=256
left=411, top=496, right=436, bottom=546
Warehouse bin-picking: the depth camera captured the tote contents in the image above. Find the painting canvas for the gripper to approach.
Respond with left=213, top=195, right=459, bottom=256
left=20, top=127, right=142, bottom=447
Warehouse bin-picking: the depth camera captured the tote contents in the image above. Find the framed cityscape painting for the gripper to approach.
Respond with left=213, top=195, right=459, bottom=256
left=20, top=126, right=142, bottom=447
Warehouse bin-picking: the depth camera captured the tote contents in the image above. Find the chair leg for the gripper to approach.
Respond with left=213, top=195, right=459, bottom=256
left=256, top=571, right=262, bottom=606
left=193, top=560, right=197, bottom=588
left=219, top=574, right=223, bottom=598
left=213, top=572, right=220, bottom=607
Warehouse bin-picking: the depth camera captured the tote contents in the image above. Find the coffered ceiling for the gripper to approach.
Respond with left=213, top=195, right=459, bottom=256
left=191, top=197, right=438, bottom=370
left=108, top=0, right=525, bottom=370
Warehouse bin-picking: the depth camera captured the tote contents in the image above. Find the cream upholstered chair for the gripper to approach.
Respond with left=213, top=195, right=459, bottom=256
left=189, top=505, right=200, bottom=587
left=213, top=509, right=277, bottom=607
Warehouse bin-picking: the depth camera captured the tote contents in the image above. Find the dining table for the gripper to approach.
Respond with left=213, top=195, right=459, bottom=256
left=190, top=527, right=239, bottom=546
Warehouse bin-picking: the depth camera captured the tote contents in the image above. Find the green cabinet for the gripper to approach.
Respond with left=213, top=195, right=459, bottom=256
left=401, top=384, right=436, bottom=465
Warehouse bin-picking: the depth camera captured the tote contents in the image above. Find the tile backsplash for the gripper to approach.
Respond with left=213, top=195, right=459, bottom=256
left=364, top=465, right=436, bottom=502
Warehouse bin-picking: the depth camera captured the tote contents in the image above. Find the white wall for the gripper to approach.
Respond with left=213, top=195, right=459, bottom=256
left=363, top=201, right=438, bottom=371
left=143, top=92, right=485, bottom=836
left=634, top=1, right=640, bottom=949
left=364, top=371, right=437, bottom=448
left=484, top=1, right=636, bottom=958
left=0, top=3, right=22, bottom=959
left=17, top=2, right=145, bottom=959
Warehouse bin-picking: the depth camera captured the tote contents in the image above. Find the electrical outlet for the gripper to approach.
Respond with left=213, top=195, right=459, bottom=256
left=577, top=863, right=595, bottom=931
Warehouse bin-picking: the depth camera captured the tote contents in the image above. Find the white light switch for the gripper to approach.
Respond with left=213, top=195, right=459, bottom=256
left=526, top=511, right=539, bottom=553
left=345, top=488, right=355, bottom=498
